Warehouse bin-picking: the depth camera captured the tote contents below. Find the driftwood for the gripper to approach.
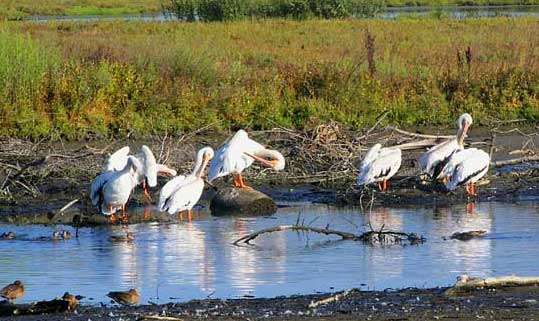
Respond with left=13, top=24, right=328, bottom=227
left=445, top=274, right=539, bottom=296
left=491, top=155, right=539, bottom=167
left=387, top=126, right=454, bottom=139
left=210, top=187, right=277, bottom=216
left=135, top=314, right=184, bottom=321
left=233, top=225, right=425, bottom=246
left=308, top=289, right=355, bottom=308
left=0, top=299, right=70, bottom=317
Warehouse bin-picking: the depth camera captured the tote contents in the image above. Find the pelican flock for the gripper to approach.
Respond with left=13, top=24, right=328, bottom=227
left=90, top=115, right=490, bottom=222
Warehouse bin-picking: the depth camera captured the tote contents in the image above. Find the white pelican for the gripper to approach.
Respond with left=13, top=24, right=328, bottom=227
left=356, top=144, right=402, bottom=191
left=441, top=148, right=490, bottom=195
left=208, top=130, right=285, bottom=189
left=94, top=145, right=177, bottom=203
left=98, top=156, right=141, bottom=221
left=419, top=113, right=473, bottom=179
left=158, top=147, right=214, bottom=221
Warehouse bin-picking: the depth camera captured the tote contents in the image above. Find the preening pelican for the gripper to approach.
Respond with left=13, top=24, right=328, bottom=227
left=100, top=156, right=141, bottom=221
left=158, top=147, right=214, bottom=221
left=208, top=130, right=285, bottom=189
left=419, top=113, right=473, bottom=179
left=442, top=148, right=490, bottom=195
left=356, top=144, right=402, bottom=191
left=92, top=145, right=176, bottom=205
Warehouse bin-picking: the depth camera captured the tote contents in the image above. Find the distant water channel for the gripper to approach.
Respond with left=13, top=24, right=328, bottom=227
left=1, top=201, right=539, bottom=305
left=23, top=5, right=539, bottom=22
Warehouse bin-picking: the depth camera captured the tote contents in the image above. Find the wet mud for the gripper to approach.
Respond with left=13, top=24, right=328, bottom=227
left=3, top=285, right=539, bottom=321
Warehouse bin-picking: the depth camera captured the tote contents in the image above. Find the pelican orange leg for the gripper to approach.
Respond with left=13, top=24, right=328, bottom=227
left=142, top=180, right=153, bottom=204
left=109, top=205, right=118, bottom=223
left=233, top=173, right=252, bottom=190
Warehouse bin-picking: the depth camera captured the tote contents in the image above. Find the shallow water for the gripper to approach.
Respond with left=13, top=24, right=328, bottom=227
left=1, top=201, right=539, bottom=305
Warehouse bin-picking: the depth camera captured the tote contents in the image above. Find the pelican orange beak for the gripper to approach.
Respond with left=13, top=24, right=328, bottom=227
left=158, top=167, right=177, bottom=177
left=244, top=152, right=278, bottom=169
left=442, top=176, right=449, bottom=184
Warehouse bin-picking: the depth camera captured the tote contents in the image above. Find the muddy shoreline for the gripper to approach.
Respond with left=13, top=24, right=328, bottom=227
left=1, top=125, right=539, bottom=224
left=3, top=285, right=539, bottom=321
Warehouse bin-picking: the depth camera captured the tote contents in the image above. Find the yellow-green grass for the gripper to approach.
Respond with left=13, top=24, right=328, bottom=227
left=0, top=0, right=163, bottom=20
left=1, top=17, right=539, bottom=139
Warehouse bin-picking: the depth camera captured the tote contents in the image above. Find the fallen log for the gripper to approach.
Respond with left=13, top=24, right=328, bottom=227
left=233, top=225, right=425, bottom=246
left=210, top=187, right=277, bottom=217
left=445, top=274, right=539, bottom=296
left=491, top=155, right=539, bottom=167
left=387, top=126, right=454, bottom=139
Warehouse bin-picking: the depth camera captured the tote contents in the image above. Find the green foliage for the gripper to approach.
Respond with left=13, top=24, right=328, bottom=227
left=167, top=0, right=385, bottom=20
left=1, top=18, right=539, bottom=139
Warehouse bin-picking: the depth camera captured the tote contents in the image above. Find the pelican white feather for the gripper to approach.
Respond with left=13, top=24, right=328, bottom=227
left=100, top=156, right=141, bottom=215
left=444, top=148, right=490, bottom=193
left=356, top=144, right=402, bottom=190
left=158, top=147, right=214, bottom=216
left=419, top=113, right=473, bottom=179
left=208, top=130, right=285, bottom=188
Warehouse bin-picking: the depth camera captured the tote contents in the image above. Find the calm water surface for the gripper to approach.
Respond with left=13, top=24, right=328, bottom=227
left=1, top=201, right=539, bottom=305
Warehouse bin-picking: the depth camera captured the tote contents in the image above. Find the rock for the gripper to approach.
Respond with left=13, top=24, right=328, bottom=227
left=210, top=187, right=277, bottom=216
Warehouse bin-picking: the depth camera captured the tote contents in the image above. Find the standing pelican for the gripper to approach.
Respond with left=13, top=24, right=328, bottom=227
left=158, top=147, right=214, bottom=221
left=208, top=130, right=285, bottom=189
left=97, top=156, right=141, bottom=222
left=91, top=145, right=176, bottom=213
left=442, top=148, right=490, bottom=195
left=102, top=145, right=177, bottom=201
left=419, top=113, right=473, bottom=179
left=356, top=144, right=402, bottom=191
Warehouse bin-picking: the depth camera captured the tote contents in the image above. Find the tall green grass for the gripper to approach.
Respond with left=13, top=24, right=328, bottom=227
left=1, top=18, right=539, bottom=139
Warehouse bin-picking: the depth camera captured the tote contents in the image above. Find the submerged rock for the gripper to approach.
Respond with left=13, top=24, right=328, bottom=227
left=210, top=187, right=277, bottom=216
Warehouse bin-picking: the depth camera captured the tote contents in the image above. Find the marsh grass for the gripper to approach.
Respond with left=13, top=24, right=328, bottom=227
left=2, top=18, right=539, bottom=139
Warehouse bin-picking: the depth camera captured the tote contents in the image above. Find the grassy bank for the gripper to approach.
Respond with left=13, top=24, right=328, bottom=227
left=0, top=0, right=163, bottom=20
left=1, top=17, right=539, bottom=139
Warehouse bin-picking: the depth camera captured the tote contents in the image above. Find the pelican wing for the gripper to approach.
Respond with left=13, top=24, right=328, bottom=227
left=162, top=178, right=204, bottom=214
left=357, top=147, right=401, bottom=185
left=446, top=149, right=490, bottom=191
left=140, top=145, right=158, bottom=187
left=208, top=130, right=263, bottom=181
left=90, top=170, right=115, bottom=206
left=441, top=148, right=480, bottom=178
left=104, top=146, right=130, bottom=171
left=419, top=138, right=460, bottom=178
left=359, top=143, right=382, bottom=173
left=158, top=175, right=187, bottom=211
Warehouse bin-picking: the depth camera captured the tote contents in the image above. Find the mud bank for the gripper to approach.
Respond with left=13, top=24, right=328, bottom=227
left=3, top=285, right=539, bottom=321
left=1, top=125, right=539, bottom=223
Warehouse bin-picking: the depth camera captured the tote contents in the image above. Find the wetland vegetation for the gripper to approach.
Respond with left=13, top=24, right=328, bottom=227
left=0, top=17, right=539, bottom=139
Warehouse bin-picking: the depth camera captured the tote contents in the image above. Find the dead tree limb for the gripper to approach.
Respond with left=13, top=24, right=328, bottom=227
left=387, top=126, right=454, bottom=139
left=233, top=225, right=358, bottom=245
left=308, top=289, right=355, bottom=308
left=491, top=155, right=539, bottom=167
left=233, top=225, right=425, bottom=246
left=445, top=274, right=539, bottom=296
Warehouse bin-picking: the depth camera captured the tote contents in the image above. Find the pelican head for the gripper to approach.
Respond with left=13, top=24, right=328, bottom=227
left=456, top=113, right=473, bottom=146
left=245, top=149, right=285, bottom=171
left=194, top=147, right=215, bottom=178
